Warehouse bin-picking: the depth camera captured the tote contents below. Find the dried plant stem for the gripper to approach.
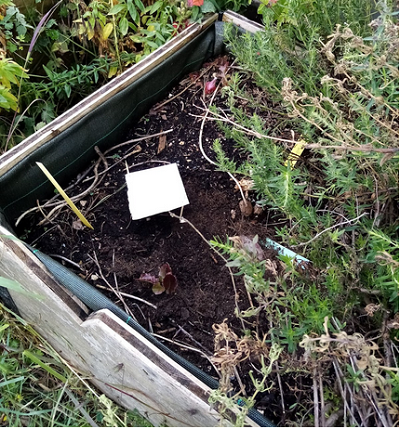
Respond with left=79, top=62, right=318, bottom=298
left=169, top=211, right=246, bottom=332
left=16, top=151, right=104, bottom=227
left=332, top=357, right=355, bottom=427
left=292, top=212, right=368, bottom=248
left=175, top=324, right=212, bottom=355
left=313, top=366, right=320, bottom=427
left=195, top=107, right=397, bottom=153
left=15, top=130, right=168, bottom=226
left=87, top=252, right=136, bottom=321
left=48, top=254, right=83, bottom=270
left=304, top=143, right=398, bottom=153
left=275, top=361, right=285, bottom=421
left=151, top=333, right=220, bottom=377
left=325, top=409, right=344, bottom=427
left=152, top=65, right=214, bottom=111
left=191, top=107, right=302, bottom=144
left=91, top=278, right=157, bottom=309
left=233, top=366, right=246, bottom=396
left=198, top=91, right=246, bottom=202
left=319, top=366, right=326, bottom=427
left=103, top=129, right=173, bottom=154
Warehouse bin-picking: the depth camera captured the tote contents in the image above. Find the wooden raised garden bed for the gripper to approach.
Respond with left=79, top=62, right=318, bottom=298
left=0, top=11, right=275, bottom=427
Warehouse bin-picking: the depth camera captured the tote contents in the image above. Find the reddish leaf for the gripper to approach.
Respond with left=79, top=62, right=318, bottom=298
left=239, top=235, right=265, bottom=261
left=159, top=262, right=172, bottom=279
left=163, top=273, right=178, bottom=294
left=139, top=273, right=159, bottom=284
left=205, top=78, right=217, bottom=95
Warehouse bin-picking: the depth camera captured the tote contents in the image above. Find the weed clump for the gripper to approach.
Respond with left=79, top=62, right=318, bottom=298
left=0, top=304, right=151, bottom=426
left=209, top=0, right=399, bottom=425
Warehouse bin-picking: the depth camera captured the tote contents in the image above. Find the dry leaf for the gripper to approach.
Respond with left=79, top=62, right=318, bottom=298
left=265, top=259, right=278, bottom=276
left=254, top=204, right=263, bottom=216
left=157, top=134, right=167, bottom=154
left=235, top=178, right=254, bottom=193
left=239, top=198, right=253, bottom=217
left=72, top=220, right=84, bottom=230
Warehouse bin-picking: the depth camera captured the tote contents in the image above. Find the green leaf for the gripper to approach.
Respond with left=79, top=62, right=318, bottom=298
left=152, top=281, right=165, bottom=295
left=0, top=276, right=43, bottom=300
left=42, top=64, right=53, bottom=79
left=64, top=83, right=71, bottom=98
left=134, top=0, right=145, bottom=12
left=119, top=17, right=129, bottom=36
left=149, top=0, right=163, bottom=14
left=23, top=350, right=67, bottom=383
left=200, top=0, right=216, bottom=13
left=127, top=0, right=138, bottom=24
left=101, top=22, right=114, bottom=40
left=108, top=4, right=126, bottom=15
left=0, top=376, right=25, bottom=388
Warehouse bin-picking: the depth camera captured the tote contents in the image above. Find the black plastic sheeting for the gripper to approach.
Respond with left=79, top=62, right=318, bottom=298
left=0, top=22, right=219, bottom=226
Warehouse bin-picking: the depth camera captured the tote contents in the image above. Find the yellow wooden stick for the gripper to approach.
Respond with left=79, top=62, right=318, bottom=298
left=36, top=162, right=94, bottom=230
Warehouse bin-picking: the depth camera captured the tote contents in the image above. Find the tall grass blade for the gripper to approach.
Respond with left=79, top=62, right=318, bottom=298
left=28, top=0, right=64, bottom=58
left=23, top=350, right=67, bottom=383
left=0, top=276, right=43, bottom=300
left=0, top=376, right=25, bottom=388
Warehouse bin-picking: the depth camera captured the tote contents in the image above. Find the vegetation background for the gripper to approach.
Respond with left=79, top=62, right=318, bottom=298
left=0, top=0, right=398, bottom=426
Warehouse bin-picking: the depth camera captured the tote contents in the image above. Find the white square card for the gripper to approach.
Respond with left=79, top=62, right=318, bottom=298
left=126, top=163, right=189, bottom=220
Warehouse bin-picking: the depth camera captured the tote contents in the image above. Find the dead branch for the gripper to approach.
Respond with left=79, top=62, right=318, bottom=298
left=313, top=366, right=320, bottom=427
left=292, top=212, right=368, bottom=248
left=305, top=143, right=399, bottom=153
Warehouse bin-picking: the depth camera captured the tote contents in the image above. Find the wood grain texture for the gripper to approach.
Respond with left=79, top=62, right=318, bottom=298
left=0, top=226, right=257, bottom=427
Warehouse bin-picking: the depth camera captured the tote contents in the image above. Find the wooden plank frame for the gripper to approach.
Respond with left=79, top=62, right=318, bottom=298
left=0, top=225, right=256, bottom=427
left=0, top=11, right=265, bottom=427
left=222, top=10, right=264, bottom=33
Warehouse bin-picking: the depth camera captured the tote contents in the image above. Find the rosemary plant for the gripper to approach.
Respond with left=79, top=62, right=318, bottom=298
left=210, top=1, right=399, bottom=425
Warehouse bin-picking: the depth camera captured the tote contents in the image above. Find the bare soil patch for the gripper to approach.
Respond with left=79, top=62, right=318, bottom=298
left=19, top=56, right=301, bottom=423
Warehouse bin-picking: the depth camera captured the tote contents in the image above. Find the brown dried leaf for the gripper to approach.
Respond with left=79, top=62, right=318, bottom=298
left=157, top=134, right=167, bottom=154
left=235, top=178, right=254, bottom=193
left=265, top=259, right=278, bottom=276
left=239, top=198, right=253, bottom=217
left=72, top=220, right=84, bottom=230
left=253, top=204, right=263, bottom=216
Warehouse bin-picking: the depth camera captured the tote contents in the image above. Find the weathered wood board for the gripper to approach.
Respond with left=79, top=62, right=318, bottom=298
left=222, top=10, right=264, bottom=33
left=0, top=11, right=265, bottom=426
left=0, top=226, right=257, bottom=427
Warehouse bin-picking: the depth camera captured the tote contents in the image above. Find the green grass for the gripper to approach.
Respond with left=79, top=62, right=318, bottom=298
left=0, top=304, right=152, bottom=427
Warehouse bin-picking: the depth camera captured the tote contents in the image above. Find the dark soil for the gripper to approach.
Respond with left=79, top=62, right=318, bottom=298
left=19, top=56, right=297, bottom=423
